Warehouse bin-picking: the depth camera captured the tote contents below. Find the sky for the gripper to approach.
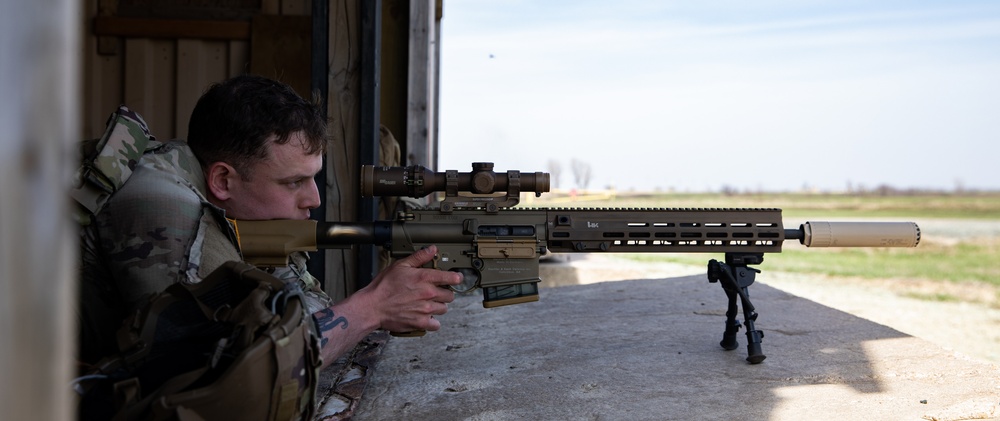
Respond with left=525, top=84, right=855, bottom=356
left=436, top=0, right=1000, bottom=193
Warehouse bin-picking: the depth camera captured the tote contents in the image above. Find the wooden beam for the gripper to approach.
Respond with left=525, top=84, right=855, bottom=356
left=327, top=0, right=364, bottom=298
left=307, top=0, right=329, bottom=289
left=2, top=1, right=78, bottom=419
left=357, top=0, right=383, bottom=289
left=407, top=0, right=436, bottom=169
left=93, top=16, right=251, bottom=40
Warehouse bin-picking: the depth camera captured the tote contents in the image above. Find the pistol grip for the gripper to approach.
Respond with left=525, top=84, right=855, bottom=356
left=394, top=253, right=443, bottom=338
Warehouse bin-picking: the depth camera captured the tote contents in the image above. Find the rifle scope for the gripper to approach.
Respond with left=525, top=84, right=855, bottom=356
left=361, top=162, right=550, bottom=198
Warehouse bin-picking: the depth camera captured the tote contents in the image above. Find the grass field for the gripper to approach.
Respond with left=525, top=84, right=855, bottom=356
left=529, top=191, right=1000, bottom=305
left=532, top=191, right=1000, bottom=219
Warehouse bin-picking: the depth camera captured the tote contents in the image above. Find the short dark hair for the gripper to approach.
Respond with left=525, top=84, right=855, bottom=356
left=187, top=74, right=327, bottom=178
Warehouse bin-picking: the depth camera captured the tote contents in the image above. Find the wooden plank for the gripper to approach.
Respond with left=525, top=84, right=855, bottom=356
left=175, top=40, right=200, bottom=138
left=249, top=15, right=312, bottom=104
left=82, top=19, right=124, bottom=137
left=406, top=0, right=435, bottom=169
left=151, top=39, right=178, bottom=139
left=432, top=0, right=442, bottom=166
left=262, top=0, right=281, bottom=14
left=356, top=0, right=383, bottom=290
left=380, top=0, right=409, bottom=162
left=123, top=38, right=152, bottom=116
left=228, top=40, right=251, bottom=77
left=124, top=38, right=177, bottom=138
left=83, top=0, right=123, bottom=137
left=176, top=40, right=228, bottom=139
left=306, top=0, right=329, bottom=285
left=282, top=0, right=309, bottom=15
left=114, top=0, right=260, bottom=20
left=85, top=49, right=125, bottom=137
left=93, top=16, right=251, bottom=40
left=326, top=0, right=364, bottom=299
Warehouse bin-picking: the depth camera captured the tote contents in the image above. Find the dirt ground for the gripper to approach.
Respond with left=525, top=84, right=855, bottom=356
left=772, top=217, right=1000, bottom=364
left=756, top=271, right=1000, bottom=363
left=539, top=253, right=1000, bottom=365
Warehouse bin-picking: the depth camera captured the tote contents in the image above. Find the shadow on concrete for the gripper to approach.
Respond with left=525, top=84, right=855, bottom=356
left=352, top=275, right=1000, bottom=420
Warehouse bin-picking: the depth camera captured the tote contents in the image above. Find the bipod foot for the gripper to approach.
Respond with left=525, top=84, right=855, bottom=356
left=745, top=326, right=766, bottom=364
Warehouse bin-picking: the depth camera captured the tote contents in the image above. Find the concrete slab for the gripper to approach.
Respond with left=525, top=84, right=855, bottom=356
left=353, top=275, right=1000, bottom=420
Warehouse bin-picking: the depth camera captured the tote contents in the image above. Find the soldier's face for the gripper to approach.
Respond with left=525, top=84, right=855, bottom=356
left=225, top=131, right=322, bottom=220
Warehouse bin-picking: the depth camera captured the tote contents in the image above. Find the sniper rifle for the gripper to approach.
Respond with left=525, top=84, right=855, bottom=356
left=237, top=163, right=920, bottom=364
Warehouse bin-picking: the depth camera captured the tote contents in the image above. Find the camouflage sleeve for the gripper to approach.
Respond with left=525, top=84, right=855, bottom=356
left=270, top=251, right=334, bottom=315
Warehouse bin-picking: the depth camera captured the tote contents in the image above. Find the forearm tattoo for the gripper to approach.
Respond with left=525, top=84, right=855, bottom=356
left=313, top=308, right=349, bottom=348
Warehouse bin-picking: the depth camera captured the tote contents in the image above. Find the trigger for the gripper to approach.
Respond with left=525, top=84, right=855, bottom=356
left=432, top=253, right=441, bottom=270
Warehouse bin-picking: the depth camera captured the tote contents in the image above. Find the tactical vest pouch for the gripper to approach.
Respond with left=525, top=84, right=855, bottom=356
left=71, top=105, right=153, bottom=225
left=75, top=261, right=322, bottom=421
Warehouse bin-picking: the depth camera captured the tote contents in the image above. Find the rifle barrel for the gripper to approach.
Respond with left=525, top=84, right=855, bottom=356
left=316, top=221, right=391, bottom=248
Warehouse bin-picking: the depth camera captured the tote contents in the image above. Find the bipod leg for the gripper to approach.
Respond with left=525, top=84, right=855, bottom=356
left=737, top=283, right=765, bottom=364
left=707, top=253, right=767, bottom=364
left=720, top=287, right=740, bottom=351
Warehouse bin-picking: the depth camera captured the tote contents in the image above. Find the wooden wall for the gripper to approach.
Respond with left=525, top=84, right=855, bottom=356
left=0, top=5, right=436, bottom=416
left=80, top=0, right=442, bottom=300
left=79, top=0, right=355, bottom=297
left=81, top=0, right=311, bottom=140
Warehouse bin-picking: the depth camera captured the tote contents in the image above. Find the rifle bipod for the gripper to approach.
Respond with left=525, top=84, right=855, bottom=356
left=707, top=253, right=766, bottom=364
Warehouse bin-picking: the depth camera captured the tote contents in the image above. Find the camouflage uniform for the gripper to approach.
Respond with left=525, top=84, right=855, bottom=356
left=78, top=138, right=332, bottom=364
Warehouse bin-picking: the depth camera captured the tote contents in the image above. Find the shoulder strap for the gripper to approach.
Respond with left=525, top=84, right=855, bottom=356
left=71, top=105, right=154, bottom=225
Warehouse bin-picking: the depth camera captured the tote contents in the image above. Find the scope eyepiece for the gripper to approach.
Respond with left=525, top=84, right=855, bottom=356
left=361, top=162, right=550, bottom=199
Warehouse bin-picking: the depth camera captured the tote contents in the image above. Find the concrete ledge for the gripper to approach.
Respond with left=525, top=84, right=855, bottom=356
left=353, top=275, right=1000, bottom=420
left=314, top=331, right=391, bottom=420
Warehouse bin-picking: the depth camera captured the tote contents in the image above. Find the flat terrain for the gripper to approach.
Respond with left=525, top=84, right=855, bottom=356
left=539, top=216, right=1000, bottom=364
left=347, top=194, right=1000, bottom=421
left=356, top=261, right=1000, bottom=421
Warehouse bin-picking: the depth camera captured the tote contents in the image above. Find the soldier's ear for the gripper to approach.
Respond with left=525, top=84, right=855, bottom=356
left=205, top=162, right=238, bottom=201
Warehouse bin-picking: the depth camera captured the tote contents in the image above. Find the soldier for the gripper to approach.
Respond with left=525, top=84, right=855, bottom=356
left=77, top=74, right=461, bottom=367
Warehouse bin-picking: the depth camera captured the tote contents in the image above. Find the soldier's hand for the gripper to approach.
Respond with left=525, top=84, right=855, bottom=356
left=364, top=245, right=462, bottom=333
